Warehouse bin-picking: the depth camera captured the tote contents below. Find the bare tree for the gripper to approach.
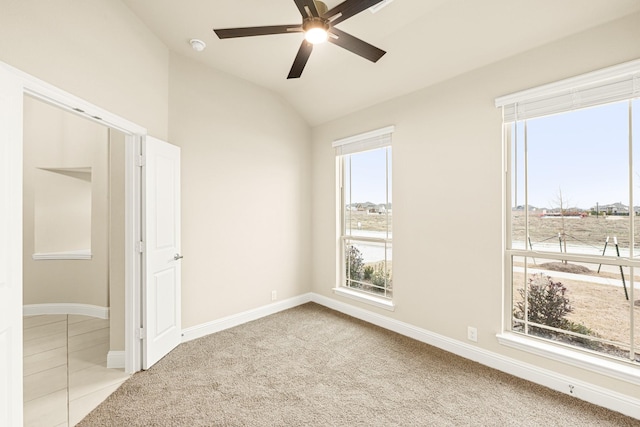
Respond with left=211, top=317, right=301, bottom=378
left=552, top=188, right=570, bottom=262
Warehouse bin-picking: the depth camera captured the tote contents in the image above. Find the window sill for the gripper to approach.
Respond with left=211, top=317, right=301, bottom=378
left=32, top=250, right=92, bottom=260
left=332, top=287, right=395, bottom=311
left=497, top=332, right=640, bottom=385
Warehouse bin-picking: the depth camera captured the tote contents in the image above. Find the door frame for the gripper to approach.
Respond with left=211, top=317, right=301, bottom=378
left=1, top=61, right=146, bottom=374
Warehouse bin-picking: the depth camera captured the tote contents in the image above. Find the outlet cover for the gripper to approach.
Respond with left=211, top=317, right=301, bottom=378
left=467, top=326, right=478, bottom=342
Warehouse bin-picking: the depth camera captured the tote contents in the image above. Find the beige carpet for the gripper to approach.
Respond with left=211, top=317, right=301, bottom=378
left=78, top=303, right=638, bottom=426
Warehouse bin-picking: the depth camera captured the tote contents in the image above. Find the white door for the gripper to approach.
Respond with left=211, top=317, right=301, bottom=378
left=0, top=66, right=24, bottom=425
left=142, top=136, right=182, bottom=369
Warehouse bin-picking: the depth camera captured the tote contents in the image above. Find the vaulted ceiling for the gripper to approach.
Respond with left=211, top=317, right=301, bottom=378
left=122, top=0, right=640, bottom=125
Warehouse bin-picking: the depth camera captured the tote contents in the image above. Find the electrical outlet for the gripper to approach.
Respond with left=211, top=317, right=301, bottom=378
left=271, top=290, right=277, bottom=301
left=467, top=326, right=478, bottom=342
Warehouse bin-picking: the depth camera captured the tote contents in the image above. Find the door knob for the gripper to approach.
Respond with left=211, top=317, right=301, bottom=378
left=174, top=253, right=184, bottom=261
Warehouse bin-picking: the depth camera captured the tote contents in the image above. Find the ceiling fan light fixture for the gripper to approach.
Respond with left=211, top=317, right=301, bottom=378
left=305, top=27, right=328, bottom=44
left=303, top=17, right=329, bottom=44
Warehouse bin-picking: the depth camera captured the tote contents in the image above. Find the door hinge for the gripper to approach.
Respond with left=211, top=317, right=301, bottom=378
left=137, top=327, right=146, bottom=340
left=137, top=241, right=144, bottom=253
left=137, top=155, right=145, bottom=167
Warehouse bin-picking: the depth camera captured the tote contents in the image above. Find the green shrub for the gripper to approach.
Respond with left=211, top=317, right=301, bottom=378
left=346, top=246, right=364, bottom=282
left=370, top=263, right=391, bottom=289
left=565, top=321, right=600, bottom=349
left=363, top=265, right=374, bottom=280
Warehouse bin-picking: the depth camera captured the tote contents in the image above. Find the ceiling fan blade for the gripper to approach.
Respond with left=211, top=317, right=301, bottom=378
left=328, top=28, right=386, bottom=63
left=293, top=0, right=319, bottom=18
left=287, top=41, right=314, bottom=79
left=323, top=0, right=384, bottom=25
left=214, top=25, right=302, bottom=39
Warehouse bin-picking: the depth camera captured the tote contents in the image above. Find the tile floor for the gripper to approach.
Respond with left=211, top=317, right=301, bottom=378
left=23, top=315, right=130, bottom=427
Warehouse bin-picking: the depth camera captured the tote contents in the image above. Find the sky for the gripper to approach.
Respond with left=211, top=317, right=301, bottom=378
left=346, top=147, right=392, bottom=205
left=513, top=99, right=640, bottom=210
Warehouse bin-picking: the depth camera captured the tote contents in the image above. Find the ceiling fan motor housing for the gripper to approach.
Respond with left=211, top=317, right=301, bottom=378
left=302, top=17, right=329, bottom=33
left=303, top=0, right=329, bottom=32
left=313, top=0, right=328, bottom=16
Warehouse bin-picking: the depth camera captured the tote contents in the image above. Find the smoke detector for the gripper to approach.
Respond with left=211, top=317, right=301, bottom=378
left=189, top=39, right=206, bottom=52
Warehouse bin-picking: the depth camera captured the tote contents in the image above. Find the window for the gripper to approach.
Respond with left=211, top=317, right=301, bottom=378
left=334, top=126, right=393, bottom=304
left=497, top=61, right=640, bottom=366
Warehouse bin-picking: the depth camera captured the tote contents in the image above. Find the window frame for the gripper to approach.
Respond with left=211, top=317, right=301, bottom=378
left=496, top=59, right=640, bottom=380
left=333, top=126, right=395, bottom=311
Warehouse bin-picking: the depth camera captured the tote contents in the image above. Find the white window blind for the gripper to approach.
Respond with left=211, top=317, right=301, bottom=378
left=333, top=125, right=394, bottom=155
left=496, top=59, right=640, bottom=122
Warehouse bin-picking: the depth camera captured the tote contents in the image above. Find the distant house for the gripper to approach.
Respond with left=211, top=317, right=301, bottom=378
left=513, top=205, right=538, bottom=212
left=592, top=202, right=630, bottom=215
left=366, top=204, right=392, bottom=215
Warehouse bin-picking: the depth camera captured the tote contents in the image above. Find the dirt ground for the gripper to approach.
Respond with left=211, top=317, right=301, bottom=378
left=346, top=210, right=391, bottom=233
left=354, top=210, right=640, bottom=247
left=512, top=211, right=640, bottom=249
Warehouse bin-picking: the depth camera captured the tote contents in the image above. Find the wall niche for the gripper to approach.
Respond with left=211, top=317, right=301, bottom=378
left=23, top=95, right=110, bottom=307
left=33, top=167, right=92, bottom=260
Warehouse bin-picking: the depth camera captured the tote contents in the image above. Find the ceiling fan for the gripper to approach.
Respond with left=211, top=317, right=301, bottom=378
left=213, top=0, right=387, bottom=79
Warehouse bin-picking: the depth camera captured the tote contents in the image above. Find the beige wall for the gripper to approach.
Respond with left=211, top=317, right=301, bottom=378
left=23, top=97, right=109, bottom=306
left=168, top=53, right=312, bottom=328
left=310, top=12, right=640, bottom=400
left=0, top=0, right=169, bottom=139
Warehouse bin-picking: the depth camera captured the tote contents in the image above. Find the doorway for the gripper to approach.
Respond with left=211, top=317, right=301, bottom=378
left=0, top=60, right=145, bottom=427
left=1, top=60, right=182, bottom=426
left=21, top=95, right=130, bottom=425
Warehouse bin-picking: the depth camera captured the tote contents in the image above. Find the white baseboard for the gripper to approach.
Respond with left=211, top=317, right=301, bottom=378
left=23, top=303, right=109, bottom=319
left=180, top=293, right=313, bottom=343
left=310, top=293, right=640, bottom=420
left=107, top=351, right=125, bottom=369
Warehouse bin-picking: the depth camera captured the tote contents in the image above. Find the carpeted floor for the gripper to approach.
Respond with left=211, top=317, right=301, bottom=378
left=78, top=303, right=639, bottom=426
